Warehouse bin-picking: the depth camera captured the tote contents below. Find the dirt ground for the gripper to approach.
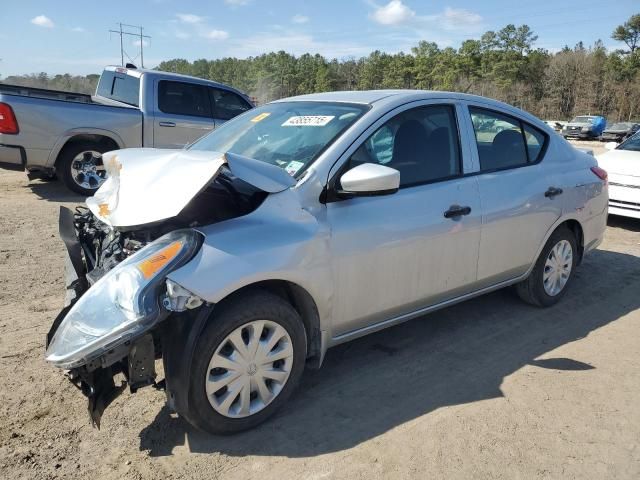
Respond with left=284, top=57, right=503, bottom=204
left=1, top=140, right=639, bottom=479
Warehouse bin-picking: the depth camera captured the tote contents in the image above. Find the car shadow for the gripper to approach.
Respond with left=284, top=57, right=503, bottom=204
left=608, top=215, right=640, bottom=232
left=25, top=179, right=85, bottom=203
left=139, top=248, right=640, bottom=458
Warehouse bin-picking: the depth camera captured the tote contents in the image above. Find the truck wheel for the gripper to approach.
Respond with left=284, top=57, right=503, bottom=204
left=516, top=226, right=577, bottom=307
left=56, top=142, right=113, bottom=196
left=187, top=291, right=307, bottom=434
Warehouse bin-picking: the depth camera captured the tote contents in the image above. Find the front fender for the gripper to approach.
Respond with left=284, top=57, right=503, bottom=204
left=167, top=189, right=333, bottom=328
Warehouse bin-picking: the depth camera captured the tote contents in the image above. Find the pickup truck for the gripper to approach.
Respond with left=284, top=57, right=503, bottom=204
left=0, top=66, right=254, bottom=194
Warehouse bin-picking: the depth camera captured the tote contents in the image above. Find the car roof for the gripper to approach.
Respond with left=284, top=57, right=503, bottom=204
left=272, top=89, right=547, bottom=129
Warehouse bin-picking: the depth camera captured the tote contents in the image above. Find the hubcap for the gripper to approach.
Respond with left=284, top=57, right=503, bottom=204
left=70, top=150, right=107, bottom=191
left=205, top=320, right=294, bottom=418
left=543, top=239, right=573, bottom=296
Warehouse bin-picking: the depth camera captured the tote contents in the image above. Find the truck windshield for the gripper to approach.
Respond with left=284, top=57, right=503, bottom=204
left=96, top=70, right=140, bottom=107
left=189, top=101, right=368, bottom=177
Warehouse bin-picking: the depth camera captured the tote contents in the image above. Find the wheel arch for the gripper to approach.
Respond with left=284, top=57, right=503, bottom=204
left=49, top=129, right=124, bottom=167
left=212, top=279, right=324, bottom=367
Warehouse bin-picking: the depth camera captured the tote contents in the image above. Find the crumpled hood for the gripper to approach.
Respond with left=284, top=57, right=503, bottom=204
left=87, top=148, right=296, bottom=228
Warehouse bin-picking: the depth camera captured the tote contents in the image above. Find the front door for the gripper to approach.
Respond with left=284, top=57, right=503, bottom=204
left=327, top=103, right=482, bottom=337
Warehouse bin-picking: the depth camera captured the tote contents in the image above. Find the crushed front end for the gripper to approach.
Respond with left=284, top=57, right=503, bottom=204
left=45, top=206, right=205, bottom=427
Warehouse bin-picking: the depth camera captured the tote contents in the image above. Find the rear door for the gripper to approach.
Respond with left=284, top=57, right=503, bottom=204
left=209, top=88, right=253, bottom=128
left=464, top=105, right=562, bottom=286
left=154, top=80, right=214, bottom=148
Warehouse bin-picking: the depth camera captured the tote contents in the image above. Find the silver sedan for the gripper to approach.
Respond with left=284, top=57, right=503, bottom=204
left=45, top=90, right=608, bottom=434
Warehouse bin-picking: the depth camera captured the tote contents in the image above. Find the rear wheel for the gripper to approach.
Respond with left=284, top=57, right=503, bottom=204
left=187, top=291, right=307, bottom=434
left=56, top=141, right=113, bottom=195
left=516, top=226, right=577, bottom=307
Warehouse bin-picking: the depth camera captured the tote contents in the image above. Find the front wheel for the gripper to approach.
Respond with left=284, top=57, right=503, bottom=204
left=516, top=227, right=577, bottom=307
left=186, top=291, right=307, bottom=434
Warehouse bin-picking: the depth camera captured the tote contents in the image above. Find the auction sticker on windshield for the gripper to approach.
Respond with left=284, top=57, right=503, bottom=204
left=282, top=115, right=334, bottom=127
left=285, top=160, right=305, bottom=176
left=251, top=112, right=270, bottom=123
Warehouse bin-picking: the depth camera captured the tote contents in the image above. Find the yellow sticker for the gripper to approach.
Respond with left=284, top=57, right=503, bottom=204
left=251, top=112, right=270, bottom=123
left=98, top=203, right=110, bottom=217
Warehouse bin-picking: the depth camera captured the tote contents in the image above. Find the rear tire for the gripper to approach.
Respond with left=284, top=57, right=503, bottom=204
left=56, top=141, right=113, bottom=196
left=186, top=291, right=307, bottom=435
left=516, top=226, right=577, bottom=307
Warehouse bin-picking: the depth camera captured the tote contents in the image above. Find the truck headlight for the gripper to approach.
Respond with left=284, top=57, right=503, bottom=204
left=45, top=229, right=202, bottom=369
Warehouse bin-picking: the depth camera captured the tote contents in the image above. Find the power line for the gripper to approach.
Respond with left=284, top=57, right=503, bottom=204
left=109, top=23, right=151, bottom=67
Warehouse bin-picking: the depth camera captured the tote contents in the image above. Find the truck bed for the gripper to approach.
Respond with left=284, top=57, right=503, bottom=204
left=0, top=84, right=95, bottom=104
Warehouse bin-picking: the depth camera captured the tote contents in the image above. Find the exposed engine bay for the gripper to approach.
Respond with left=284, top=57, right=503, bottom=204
left=75, top=167, right=268, bottom=283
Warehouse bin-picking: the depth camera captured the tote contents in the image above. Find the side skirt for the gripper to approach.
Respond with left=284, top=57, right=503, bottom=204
left=329, top=273, right=529, bottom=348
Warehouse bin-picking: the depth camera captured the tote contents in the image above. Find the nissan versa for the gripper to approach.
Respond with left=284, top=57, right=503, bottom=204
left=45, top=91, right=608, bottom=434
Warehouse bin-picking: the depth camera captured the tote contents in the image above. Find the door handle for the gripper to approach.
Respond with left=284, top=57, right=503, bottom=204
left=544, top=187, right=563, bottom=198
left=159, top=121, right=176, bottom=127
left=444, top=205, right=472, bottom=219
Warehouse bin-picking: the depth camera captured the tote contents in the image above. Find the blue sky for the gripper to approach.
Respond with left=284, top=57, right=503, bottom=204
left=1, top=0, right=638, bottom=76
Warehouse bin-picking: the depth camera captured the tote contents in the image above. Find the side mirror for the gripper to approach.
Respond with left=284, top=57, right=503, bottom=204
left=338, top=163, right=400, bottom=197
left=605, top=142, right=618, bottom=151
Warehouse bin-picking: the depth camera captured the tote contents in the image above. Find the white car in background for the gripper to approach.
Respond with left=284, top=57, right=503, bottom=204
left=597, top=132, right=640, bottom=219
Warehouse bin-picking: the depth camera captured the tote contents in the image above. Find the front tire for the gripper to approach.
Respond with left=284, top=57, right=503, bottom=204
left=187, top=291, right=307, bottom=434
left=516, top=226, right=577, bottom=307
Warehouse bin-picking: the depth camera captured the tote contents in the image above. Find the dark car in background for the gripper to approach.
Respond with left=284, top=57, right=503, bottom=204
left=599, top=122, right=640, bottom=142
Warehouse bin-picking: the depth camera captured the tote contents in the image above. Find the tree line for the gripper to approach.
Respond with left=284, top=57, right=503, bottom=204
left=3, top=14, right=640, bottom=122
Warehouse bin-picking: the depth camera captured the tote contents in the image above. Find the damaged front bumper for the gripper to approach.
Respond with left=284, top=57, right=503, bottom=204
left=46, top=207, right=205, bottom=427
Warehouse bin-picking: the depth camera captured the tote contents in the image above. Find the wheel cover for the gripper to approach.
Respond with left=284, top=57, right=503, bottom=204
left=543, top=239, right=573, bottom=296
left=70, top=150, right=107, bottom=191
left=205, top=320, right=294, bottom=418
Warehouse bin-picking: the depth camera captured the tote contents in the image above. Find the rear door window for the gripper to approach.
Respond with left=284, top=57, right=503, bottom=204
left=470, top=107, right=547, bottom=171
left=158, top=80, right=212, bottom=118
left=210, top=88, right=252, bottom=120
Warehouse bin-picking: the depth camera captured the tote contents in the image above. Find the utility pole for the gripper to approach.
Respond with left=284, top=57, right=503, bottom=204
left=109, top=23, right=151, bottom=67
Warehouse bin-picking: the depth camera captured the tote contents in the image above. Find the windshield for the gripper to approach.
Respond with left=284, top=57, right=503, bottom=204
left=189, top=101, right=368, bottom=177
left=617, top=131, right=640, bottom=152
left=571, top=116, right=595, bottom=124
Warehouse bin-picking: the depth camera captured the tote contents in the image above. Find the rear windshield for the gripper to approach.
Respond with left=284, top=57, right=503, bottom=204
left=189, top=101, right=368, bottom=178
left=617, top=132, right=640, bottom=152
left=96, top=70, right=140, bottom=107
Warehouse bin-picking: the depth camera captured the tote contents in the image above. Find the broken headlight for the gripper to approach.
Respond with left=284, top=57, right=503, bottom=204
left=46, top=229, right=202, bottom=369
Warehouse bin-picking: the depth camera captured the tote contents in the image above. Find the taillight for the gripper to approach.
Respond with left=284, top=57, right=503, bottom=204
left=0, top=103, right=19, bottom=134
left=591, top=166, right=608, bottom=184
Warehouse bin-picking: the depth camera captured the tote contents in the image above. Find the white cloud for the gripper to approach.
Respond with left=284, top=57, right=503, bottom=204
left=175, top=31, right=191, bottom=40
left=227, top=32, right=370, bottom=59
left=71, top=26, right=86, bottom=32
left=203, top=29, right=229, bottom=40
left=176, top=13, right=204, bottom=24
left=31, top=15, right=54, bottom=28
left=370, top=1, right=415, bottom=26
left=440, top=8, right=482, bottom=30
left=225, top=0, right=250, bottom=5
left=132, top=39, right=150, bottom=47
left=292, top=14, right=309, bottom=24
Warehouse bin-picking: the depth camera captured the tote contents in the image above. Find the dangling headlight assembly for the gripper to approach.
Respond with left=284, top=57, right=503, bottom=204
left=46, top=229, right=202, bottom=369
